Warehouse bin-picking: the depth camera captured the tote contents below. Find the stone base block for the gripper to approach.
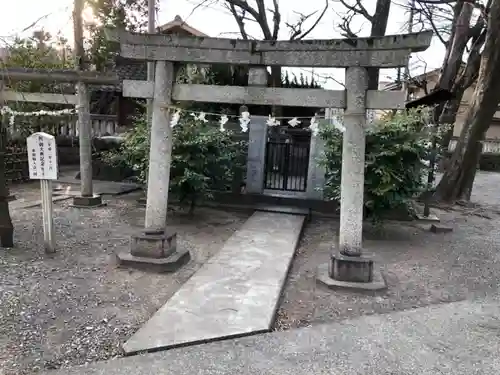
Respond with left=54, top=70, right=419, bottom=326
left=317, top=263, right=386, bottom=291
left=329, top=253, right=374, bottom=283
left=130, top=230, right=177, bottom=259
left=72, top=195, right=106, bottom=208
left=430, top=224, right=453, bottom=233
left=416, top=213, right=440, bottom=222
left=115, top=249, right=190, bottom=273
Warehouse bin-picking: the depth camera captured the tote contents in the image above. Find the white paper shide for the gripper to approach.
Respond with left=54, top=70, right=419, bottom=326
left=27, top=132, right=58, bottom=180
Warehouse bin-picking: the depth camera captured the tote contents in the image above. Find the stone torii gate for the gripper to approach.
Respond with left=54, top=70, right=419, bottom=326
left=108, top=29, right=432, bottom=287
left=0, top=69, right=118, bottom=208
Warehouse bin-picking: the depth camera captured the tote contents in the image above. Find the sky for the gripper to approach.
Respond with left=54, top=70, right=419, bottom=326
left=0, top=0, right=446, bottom=89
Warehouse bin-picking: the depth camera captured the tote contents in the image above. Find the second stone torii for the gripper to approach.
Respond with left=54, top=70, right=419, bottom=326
left=108, top=28, right=433, bottom=287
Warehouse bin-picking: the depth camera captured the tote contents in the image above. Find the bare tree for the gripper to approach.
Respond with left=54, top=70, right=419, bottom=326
left=336, top=1, right=494, bottom=202
left=425, top=1, right=489, bottom=127
left=334, top=0, right=392, bottom=90
left=408, top=0, right=494, bottom=202
left=434, top=0, right=500, bottom=201
left=339, top=0, right=488, bottom=127
left=221, top=0, right=329, bottom=89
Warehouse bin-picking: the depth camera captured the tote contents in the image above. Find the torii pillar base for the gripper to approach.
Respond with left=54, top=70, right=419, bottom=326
left=72, top=195, right=106, bottom=208
left=116, top=229, right=190, bottom=273
left=317, top=253, right=386, bottom=292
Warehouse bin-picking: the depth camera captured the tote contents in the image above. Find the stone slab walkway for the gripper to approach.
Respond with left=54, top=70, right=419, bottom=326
left=45, top=298, right=500, bottom=375
left=55, top=177, right=141, bottom=196
left=9, top=194, right=72, bottom=210
left=122, top=211, right=306, bottom=354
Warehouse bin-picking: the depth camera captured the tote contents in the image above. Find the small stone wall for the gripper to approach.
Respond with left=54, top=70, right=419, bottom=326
left=444, top=138, right=500, bottom=172
left=440, top=151, right=500, bottom=172
left=478, top=153, right=500, bottom=172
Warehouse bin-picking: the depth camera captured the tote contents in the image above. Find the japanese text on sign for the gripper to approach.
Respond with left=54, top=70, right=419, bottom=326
left=26, top=132, right=58, bottom=180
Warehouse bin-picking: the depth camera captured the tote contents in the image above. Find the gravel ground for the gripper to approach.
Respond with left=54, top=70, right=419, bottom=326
left=6, top=171, right=500, bottom=372
left=276, top=171, right=500, bottom=330
left=0, top=193, right=249, bottom=375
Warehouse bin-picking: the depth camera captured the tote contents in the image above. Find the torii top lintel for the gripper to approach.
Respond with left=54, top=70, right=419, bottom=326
left=105, top=29, right=433, bottom=69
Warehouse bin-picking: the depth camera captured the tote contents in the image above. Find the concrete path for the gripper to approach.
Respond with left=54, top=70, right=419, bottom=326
left=45, top=298, right=500, bottom=375
left=122, top=211, right=306, bottom=354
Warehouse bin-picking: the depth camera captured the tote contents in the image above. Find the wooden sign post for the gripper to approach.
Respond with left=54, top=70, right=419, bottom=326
left=27, top=132, right=59, bottom=253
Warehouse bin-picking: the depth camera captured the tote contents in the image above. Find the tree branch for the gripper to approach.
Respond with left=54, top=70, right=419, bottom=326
left=454, top=27, right=487, bottom=91
left=223, top=0, right=272, bottom=39
left=406, top=55, right=430, bottom=95
left=420, top=3, right=449, bottom=46
left=225, top=0, right=326, bottom=41
left=226, top=3, right=249, bottom=39
left=270, top=0, right=280, bottom=40
left=417, top=0, right=478, bottom=4
left=288, top=0, right=329, bottom=40
left=336, top=0, right=373, bottom=22
left=336, top=10, right=360, bottom=38
left=254, top=0, right=273, bottom=39
left=335, top=0, right=391, bottom=89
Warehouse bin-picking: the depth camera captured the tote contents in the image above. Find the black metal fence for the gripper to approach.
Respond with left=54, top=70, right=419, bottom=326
left=264, top=140, right=310, bottom=191
left=5, top=144, right=29, bottom=183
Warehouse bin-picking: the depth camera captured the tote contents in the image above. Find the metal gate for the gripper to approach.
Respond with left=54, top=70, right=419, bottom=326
left=264, top=132, right=310, bottom=192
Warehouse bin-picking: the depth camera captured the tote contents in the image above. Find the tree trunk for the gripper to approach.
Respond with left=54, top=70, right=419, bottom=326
left=434, top=136, right=482, bottom=201
left=434, top=0, right=500, bottom=202
left=438, top=3, right=474, bottom=91
left=367, top=0, right=391, bottom=90
left=438, top=56, right=483, bottom=149
left=270, top=66, right=282, bottom=117
left=431, top=2, right=474, bottom=125
left=188, top=196, right=196, bottom=216
left=438, top=91, right=465, bottom=149
left=435, top=2, right=486, bottom=150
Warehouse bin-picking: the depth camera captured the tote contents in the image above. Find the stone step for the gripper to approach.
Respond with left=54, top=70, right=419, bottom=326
left=122, top=210, right=306, bottom=355
left=54, top=177, right=141, bottom=196
left=255, top=204, right=310, bottom=216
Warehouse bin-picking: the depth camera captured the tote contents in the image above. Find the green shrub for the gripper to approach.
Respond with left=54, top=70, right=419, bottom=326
left=103, top=115, right=150, bottom=182
left=170, top=116, right=246, bottom=212
left=104, top=114, right=246, bottom=213
left=321, top=108, right=440, bottom=221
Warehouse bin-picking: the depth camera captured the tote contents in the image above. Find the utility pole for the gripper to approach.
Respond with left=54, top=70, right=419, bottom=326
left=143, top=0, right=156, bottom=190
left=73, top=0, right=84, bottom=71
left=402, top=0, right=416, bottom=99
left=147, top=0, right=156, bottom=126
left=73, top=0, right=100, bottom=207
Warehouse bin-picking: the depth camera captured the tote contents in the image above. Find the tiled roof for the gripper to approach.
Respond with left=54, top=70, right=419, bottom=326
left=157, top=15, right=208, bottom=37
left=115, top=56, right=147, bottom=82
left=0, top=47, right=9, bottom=61
left=93, top=56, right=146, bottom=92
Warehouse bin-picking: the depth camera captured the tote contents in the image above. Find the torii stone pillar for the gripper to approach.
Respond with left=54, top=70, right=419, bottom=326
left=245, top=67, right=269, bottom=194
left=318, top=67, right=386, bottom=291
left=0, top=82, right=15, bottom=202
left=338, top=67, right=368, bottom=257
left=143, top=61, right=174, bottom=231
left=72, top=81, right=104, bottom=208
left=116, top=61, right=190, bottom=272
